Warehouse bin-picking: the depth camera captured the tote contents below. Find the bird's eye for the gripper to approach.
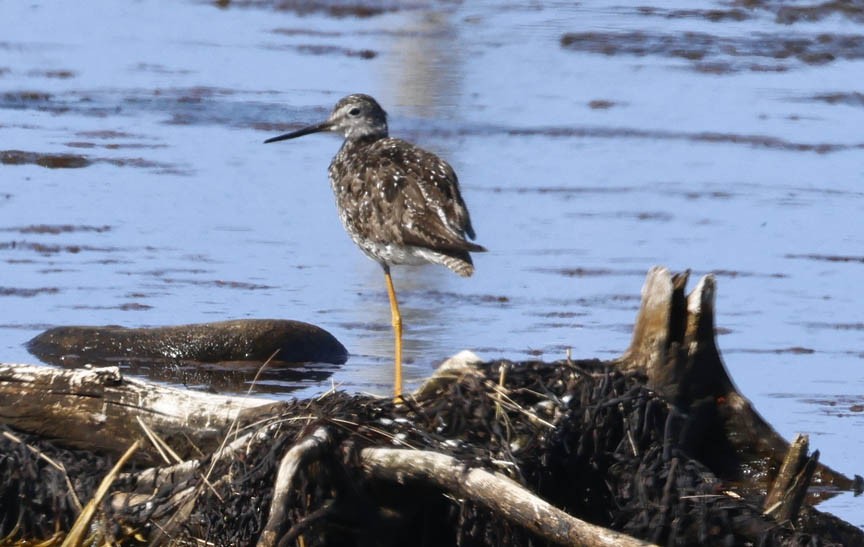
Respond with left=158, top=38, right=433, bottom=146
left=349, top=107, right=361, bottom=116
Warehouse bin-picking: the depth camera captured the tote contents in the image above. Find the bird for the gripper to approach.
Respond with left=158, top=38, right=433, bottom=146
left=265, top=94, right=485, bottom=399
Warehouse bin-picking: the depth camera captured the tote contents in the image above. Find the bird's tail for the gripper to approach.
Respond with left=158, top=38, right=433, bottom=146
left=437, top=250, right=475, bottom=277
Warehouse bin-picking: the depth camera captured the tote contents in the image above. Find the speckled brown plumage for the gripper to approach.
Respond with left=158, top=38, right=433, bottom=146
left=330, top=133, right=484, bottom=276
left=265, top=94, right=485, bottom=397
left=266, top=94, right=485, bottom=276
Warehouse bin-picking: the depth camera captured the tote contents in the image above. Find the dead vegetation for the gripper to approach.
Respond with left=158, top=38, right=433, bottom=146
left=0, top=268, right=862, bottom=546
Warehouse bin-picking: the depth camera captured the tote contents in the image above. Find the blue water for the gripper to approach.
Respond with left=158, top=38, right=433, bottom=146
left=1, top=0, right=862, bottom=526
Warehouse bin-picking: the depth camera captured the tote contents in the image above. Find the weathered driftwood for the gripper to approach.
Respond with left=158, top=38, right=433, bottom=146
left=360, top=447, right=655, bottom=547
left=764, top=434, right=820, bottom=523
left=0, top=364, right=279, bottom=463
left=616, top=266, right=859, bottom=493
left=1, top=267, right=862, bottom=546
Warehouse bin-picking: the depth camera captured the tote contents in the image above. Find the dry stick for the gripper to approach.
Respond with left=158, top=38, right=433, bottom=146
left=257, top=427, right=332, bottom=547
left=484, top=381, right=555, bottom=429
left=61, top=439, right=142, bottom=547
left=136, top=416, right=173, bottom=465
left=495, top=362, right=508, bottom=421
left=361, top=448, right=656, bottom=547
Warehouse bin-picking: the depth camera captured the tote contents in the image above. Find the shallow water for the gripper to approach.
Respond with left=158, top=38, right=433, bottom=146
left=1, top=0, right=863, bottom=526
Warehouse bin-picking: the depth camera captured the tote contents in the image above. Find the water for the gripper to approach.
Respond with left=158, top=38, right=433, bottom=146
left=1, top=0, right=863, bottom=526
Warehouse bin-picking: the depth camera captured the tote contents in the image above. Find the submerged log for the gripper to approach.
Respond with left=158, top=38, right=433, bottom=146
left=0, top=267, right=862, bottom=546
left=27, top=318, right=348, bottom=366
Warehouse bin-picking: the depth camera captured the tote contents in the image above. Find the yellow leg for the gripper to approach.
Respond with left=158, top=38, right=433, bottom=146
left=384, top=268, right=403, bottom=400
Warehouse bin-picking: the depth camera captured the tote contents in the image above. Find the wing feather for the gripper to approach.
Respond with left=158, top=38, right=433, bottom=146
left=352, top=138, right=484, bottom=253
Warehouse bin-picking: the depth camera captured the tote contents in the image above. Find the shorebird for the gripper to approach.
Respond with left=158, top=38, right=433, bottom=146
left=265, top=94, right=485, bottom=399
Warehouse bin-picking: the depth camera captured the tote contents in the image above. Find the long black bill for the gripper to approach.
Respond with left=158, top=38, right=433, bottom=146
left=264, top=121, right=332, bottom=144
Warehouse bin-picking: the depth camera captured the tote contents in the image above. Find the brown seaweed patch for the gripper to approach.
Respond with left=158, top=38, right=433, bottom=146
left=296, top=44, right=377, bottom=59
left=785, top=253, right=864, bottom=264
left=807, top=92, right=864, bottom=107
left=337, top=321, right=391, bottom=332
left=266, top=43, right=377, bottom=59
left=67, top=141, right=167, bottom=150
left=0, top=148, right=182, bottom=171
left=0, top=241, right=117, bottom=255
left=214, top=0, right=436, bottom=17
left=76, top=130, right=136, bottom=139
left=0, top=150, right=90, bottom=168
left=506, top=126, right=859, bottom=153
left=69, top=302, right=153, bottom=311
left=132, top=63, right=194, bottom=75
left=804, top=322, right=864, bottom=331
left=160, top=277, right=275, bottom=290
left=569, top=210, right=673, bottom=222
left=1, top=225, right=111, bottom=235
left=29, top=69, right=76, bottom=79
left=0, top=286, right=59, bottom=297
left=798, top=395, right=864, bottom=418
left=560, top=30, right=864, bottom=71
left=588, top=99, right=616, bottom=110
left=637, top=6, right=751, bottom=21
left=415, top=290, right=510, bottom=306
left=773, top=2, right=864, bottom=24
left=2, top=91, right=52, bottom=102
left=125, top=267, right=212, bottom=277
left=101, top=157, right=177, bottom=170
left=534, top=267, right=645, bottom=278
left=736, top=346, right=816, bottom=355
left=480, top=185, right=635, bottom=195
left=271, top=28, right=343, bottom=37
left=531, top=310, right=588, bottom=318
left=709, top=269, right=788, bottom=279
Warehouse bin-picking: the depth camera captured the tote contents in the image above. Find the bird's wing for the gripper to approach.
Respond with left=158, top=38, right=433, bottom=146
left=362, top=138, right=482, bottom=252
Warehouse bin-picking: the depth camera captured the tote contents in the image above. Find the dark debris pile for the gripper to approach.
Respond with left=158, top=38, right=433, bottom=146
left=0, top=426, right=108, bottom=540
left=1, top=359, right=860, bottom=546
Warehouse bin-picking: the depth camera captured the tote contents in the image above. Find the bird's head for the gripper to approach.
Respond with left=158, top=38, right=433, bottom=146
left=264, top=94, right=389, bottom=144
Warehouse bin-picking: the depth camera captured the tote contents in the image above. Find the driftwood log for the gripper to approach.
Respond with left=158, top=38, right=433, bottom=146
left=0, top=267, right=862, bottom=546
left=28, top=319, right=348, bottom=366
left=25, top=319, right=348, bottom=393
